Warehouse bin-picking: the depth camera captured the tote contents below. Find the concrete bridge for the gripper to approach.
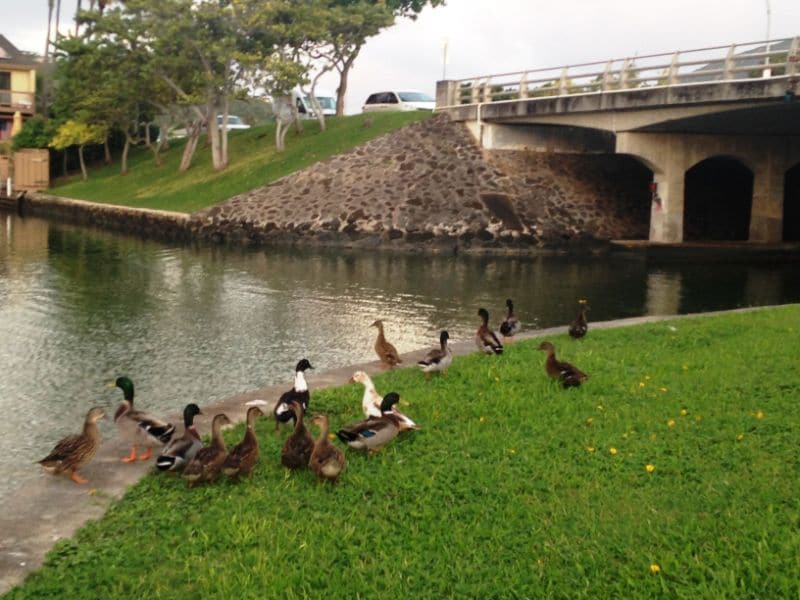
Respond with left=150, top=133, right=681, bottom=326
left=436, top=37, right=800, bottom=244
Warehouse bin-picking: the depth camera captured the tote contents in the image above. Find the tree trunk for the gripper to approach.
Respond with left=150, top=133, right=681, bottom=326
left=121, top=134, right=131, bottom=175
left=104, top=137, right=111, bottom=164
left=44, top=1, right=54, bottom=61
left=335, top=50, right=359, bottom=117
left=74, top=0, right=82, bottom=36
left=220, top=96, right=229, bottom=168
left=208, top=101, right=227, bottom=171
left=78, top=145, right=87, bottom=181
left=179, top=121, right=202, bottom=172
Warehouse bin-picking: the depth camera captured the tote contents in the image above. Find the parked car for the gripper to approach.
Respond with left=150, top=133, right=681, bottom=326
left=217, top=115, right=251, bottom=130
left=293, top=88, right=337, bottom=118
left=362, top=91, right=436, bottom=112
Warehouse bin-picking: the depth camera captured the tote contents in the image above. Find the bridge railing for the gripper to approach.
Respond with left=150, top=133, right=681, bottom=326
left=440, top=37, right=799, bottom=108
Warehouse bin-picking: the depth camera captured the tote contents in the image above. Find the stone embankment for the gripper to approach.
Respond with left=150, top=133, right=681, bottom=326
left=190, top=113, right=650, bottom=252
left=22, top=114, right=651, bottom=252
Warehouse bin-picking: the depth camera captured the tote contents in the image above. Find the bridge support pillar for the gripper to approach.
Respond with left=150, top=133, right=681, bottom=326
left=749, top=156, right=785, bottom=242
left=650, top=168, right=685, bottom=243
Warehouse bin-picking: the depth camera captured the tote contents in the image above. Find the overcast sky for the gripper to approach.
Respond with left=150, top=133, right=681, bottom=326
left=4, top=0, right=799, bottom=113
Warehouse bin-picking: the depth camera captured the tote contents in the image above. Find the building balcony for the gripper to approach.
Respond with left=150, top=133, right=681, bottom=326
left=0, top=90, right=35, bottom=115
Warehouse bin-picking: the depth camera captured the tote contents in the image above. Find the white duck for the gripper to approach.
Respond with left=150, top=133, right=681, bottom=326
left=349, top=370, right=419, bottom=431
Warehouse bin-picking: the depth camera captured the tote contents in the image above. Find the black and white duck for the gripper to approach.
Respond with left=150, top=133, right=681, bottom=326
left=272, top=359, right=313, bottom=433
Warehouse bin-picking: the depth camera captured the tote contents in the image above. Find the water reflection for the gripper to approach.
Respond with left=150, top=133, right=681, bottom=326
left=1, top=212, right=799, bottom=501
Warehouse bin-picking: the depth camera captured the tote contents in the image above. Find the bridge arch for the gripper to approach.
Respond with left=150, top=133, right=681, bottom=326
left=683, top=156, right=753, bottom=241
left=784, top=163, right=800, bottom=241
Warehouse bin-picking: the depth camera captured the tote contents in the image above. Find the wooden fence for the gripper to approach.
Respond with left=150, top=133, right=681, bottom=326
left=11, top=149, right=49, bottom=191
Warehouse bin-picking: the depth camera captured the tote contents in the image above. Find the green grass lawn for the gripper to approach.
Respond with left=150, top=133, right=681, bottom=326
left=51, top=112, right=431, bottom=214
left=7, top=306, right=800, bottom=598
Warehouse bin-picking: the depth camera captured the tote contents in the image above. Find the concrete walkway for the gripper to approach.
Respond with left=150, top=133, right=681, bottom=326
left=0, top=305, right=782, bottom=594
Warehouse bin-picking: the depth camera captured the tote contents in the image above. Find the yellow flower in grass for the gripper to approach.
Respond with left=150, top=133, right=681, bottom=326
left=736, top=433, right=744, bottom=441
left=479, top=416, right=486, bottom=423
left=660, top=387, right=668, bottom=393
left=645, top=375, right=651, bottom=380
left=609, top=447, right=618, bottom=456
left=650, top=563, right=661, bottom=574
left=695, top=415, right=702, bottom=423
left=680, top=408, right=689, bottom=416
left=586, top=417, right=594, bottom=425
left=645, top=464, right=655, bottom=474
left=682, top=364, right=689, bottom=370
left=597, top=404, right=604, bottom=411
left=639, top=382, right=646, bottom=388
left=586, top=446, right=596, bottom=453
left=755, top=410, right=764, bottom=420
left=667, top=419, right=676, bottom=428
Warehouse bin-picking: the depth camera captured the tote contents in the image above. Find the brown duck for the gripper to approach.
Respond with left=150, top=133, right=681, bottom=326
left=568, top=300, right=589, bottom=339
left=281, top=402, right=314, bottom=470
left=222, top=406, right=263, bottom=479
left=537, top=341, right=589, bottom=388
left=309, top=414, right=346, bottom=483
left=182, top=413, right=231, bottom=487
left=38, top=407, right=105, bottom=485
left=476, top=308, right=503, bottom=354
left=371, top=319, right=402, bottom=367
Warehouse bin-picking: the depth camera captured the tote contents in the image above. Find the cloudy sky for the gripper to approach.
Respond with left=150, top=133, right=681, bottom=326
left=4, top=0, right=799, bottom=113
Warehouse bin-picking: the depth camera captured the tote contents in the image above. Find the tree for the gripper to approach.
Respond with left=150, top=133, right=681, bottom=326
left=316, top=0, right=445, bottom=116
left=50, top=119, right=106, bottom=180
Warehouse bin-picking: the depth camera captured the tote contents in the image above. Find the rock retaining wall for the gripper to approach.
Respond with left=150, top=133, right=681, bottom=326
left=190, top=113, right=651, bottom=251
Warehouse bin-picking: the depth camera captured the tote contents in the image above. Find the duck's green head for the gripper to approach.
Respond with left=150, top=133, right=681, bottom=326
left=183, top=403, right=202, bottom=427
left=111, top=376, right=135, bottom=402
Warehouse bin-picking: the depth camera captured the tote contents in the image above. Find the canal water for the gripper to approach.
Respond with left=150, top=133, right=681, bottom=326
left=1, top=211, right=799, bottom=501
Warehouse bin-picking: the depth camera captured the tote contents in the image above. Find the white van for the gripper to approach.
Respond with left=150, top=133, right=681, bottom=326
left=293, top=88, right=337, bottom=118
left=362, top=90, right=436, bottom=112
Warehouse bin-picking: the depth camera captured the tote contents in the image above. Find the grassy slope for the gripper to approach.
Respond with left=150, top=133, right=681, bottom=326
left=51, top=112, right=431, bottom=214
left=7, top=306, right=800, bottom=599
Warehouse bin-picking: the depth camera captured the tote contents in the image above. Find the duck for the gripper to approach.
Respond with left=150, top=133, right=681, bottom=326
left=38, top=406, right=105, bottom=485
left=371, top=319, right=402, bottom=367
left=476, top=308, right=503, bottom=355
left=309, top=414, right=346, bottom=483
left=499, top=298, right=521, bottom=341
left=109, top=376, right=175, bottom=463
left=349, top=372, right=419, bottom=430
left=156, top=403, right=203, bottom=472
left=537, top=341, right=589, bottom=388
left=182, top=413, right=231, bottom=487
left=271, top=359, right=313, bottom=433
left=417, top=330, right=453, bottom=377
left=568, top=300, right=589, bottom=339
left=336, top=393, right=406, bottom=453
left=350, top=370, right=383, bottom=418
left=280, top=401, right=314, bottom=470
left=222, top=406, right=263, bottom=479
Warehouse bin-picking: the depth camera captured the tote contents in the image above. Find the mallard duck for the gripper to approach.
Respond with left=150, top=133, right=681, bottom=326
left=156, top=403, right=203, bottom=472
left=182, top=413, right=231, bottom=487
left=222, top=406, right=263, bottom=479
left=476, top=308, right=503, bottom=355
left=537, top=341, right=589, bottom=388
left=38, top=407, right=105, bottom=485
left=417, top=330, right=453, bottom=377
left=499, top=298, right=521, bottom=340
left=371, top=319, right=402, bottom=367
left=568, top=300, right=589, bottom=339
left=109, top=376, right=175, bottom=463
left=309, top=414, right=346, bottom=483
left=336, top=393, right=405, bottom=453
left=272, top=359, right=313, bottom=433
left=281, top=401, right=314, bottom=470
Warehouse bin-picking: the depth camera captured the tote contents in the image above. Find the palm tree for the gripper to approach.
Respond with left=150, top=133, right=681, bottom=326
left=45, top=0, right=54, bottom=61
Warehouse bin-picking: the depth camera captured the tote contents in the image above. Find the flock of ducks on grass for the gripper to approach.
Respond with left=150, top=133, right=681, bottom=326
left=37, top=299, right=592, bottom=486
